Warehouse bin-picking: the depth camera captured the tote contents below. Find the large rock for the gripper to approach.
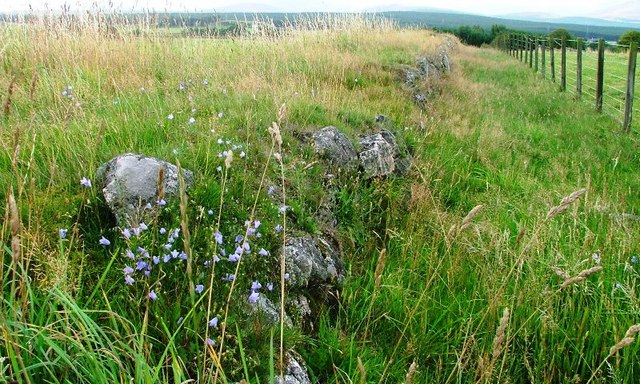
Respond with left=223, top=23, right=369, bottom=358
left=284, top=236, right=343, bottom=288
left=312, top=126, right=358, bottom=170
left=274, top=352, right=312, bottom=384
left=96, top=153, right=193, bottom=223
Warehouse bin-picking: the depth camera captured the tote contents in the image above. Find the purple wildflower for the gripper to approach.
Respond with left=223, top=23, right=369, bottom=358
left=248, top=291, right=259, bottom=303
left=80, top=177, right=92, bottom=188
left=267, top=185, right=275, bottom=195
left=275, top=224, right=283, bottom=232
left=235, top=235, right=244, bottom=243
left=208, top=209, right=214, bottom=215
left=163, top=254, right=171, bottom=263
left=251, top=281, right=262, bottom=291
left=228, top=253, right=240, bottom=262
left=149, top=290, right=158, bottom=301
left=195, top=284, right=204, bottom=294
left=122, top=228, right=131, bottom=239
left=125, top=275, right=135, bottom=285
left=153, top=256, right=160, bottom=265
left=214, top=231, right=223, bottom=245
left=222, top=273, right=235, bottom=282
left=259, top=248, right=269, bottom=256
left=139, top=222, right=148, bottom=231
left=171, top=250, right=179, bottom=259
left=159, top=227, right=167, bottom=235
left=208, top=317, right=218, bottom=328
left=267, top=282, right=274, bottom=291
left=123, top=265, right=134, bottom=275
left=136, top=260, right=148, bottom=271
left=206, top=338, right=216, bottom=346
left=254, top=220, right=261, bottom=229
left=59, top=228, right=68, bottom=239
left=125, top=249, right=135, bottom=259
left=132, top=227, right=141, bottom=236
left=178, top=251, right=187, bottom=260
left=284, top=273, right=290, bottom=280
left=99, top=236, right=111, bottom=246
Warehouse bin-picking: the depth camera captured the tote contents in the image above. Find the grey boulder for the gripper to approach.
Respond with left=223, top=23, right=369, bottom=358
left=312, top=126, right=358, bottom=170
left=96, top=153, right=193, bottom=223
left=358, top=130, right=411, bottom=178
left=284, top=236, right=343, bottom=288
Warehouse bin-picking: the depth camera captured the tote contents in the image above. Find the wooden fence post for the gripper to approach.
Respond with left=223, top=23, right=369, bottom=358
left=576, top=38, right=583, bottom=99
left=524, top=36, right=529, bottom=63
left=520, top=35, right=524, bottom=61
left=535, top=37, right=539, bottom=72
left=529, top=36, right=534, bottom=68
left=623, top=41, right=637, bottom=132
left=561, top=37, right=567, bottom=91
left=541, top=39, right=546, bottom=79
left=596, top=39, right=605, bottom=113
left=550, top=40, right=556, bottom=82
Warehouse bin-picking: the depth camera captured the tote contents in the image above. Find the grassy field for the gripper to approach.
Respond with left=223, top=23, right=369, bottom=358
left=2, top=13, right=640, bottom=383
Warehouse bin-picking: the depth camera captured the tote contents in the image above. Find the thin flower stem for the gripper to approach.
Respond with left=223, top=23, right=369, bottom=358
left=212, top=139, right=276, bottom=382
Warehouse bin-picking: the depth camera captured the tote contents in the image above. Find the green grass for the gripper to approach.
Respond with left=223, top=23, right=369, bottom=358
left=2, top=13, right=640, bottom=384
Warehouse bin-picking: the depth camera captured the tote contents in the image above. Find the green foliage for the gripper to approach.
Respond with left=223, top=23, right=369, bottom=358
left=548, top=28, right=573, bottom=47
left=618, top=30, right=640, bottom=46
left=456, top=25, right=492, bottom=47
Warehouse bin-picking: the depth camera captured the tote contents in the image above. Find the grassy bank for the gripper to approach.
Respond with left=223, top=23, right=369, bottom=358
left=2, top=13, right=640, bottom=383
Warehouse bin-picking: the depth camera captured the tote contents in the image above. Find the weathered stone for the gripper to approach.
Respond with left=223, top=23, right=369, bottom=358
left=358, top=131, right=398, bottom=178
left=288, top=295, right=312, bottom=318
left=249, top=296, right=293, bottom=327
left=274, top=351, right=312, bottom=384
left=312, top=126, right=358, bottom=170
left=96, top=153, right=193, bottom=223
left=283, top=236, right=343, bottom=288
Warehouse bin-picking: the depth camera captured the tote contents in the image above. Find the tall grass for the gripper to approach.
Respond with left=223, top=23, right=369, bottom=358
left=3, top=9, right=640, bottom=383
left=1, top=11, right=446, bottom=382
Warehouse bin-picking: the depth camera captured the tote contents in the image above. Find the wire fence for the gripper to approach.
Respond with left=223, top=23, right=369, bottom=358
left=496, top=34, right=639, bottom=132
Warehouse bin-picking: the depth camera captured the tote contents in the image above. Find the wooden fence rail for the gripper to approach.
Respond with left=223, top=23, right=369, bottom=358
left=500, top=34, right=639, bottom=132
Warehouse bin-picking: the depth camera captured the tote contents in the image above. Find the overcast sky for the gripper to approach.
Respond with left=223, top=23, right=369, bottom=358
left=0, top=0, right=636, bottom=17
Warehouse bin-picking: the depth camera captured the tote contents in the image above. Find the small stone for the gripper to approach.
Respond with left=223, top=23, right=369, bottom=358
left=248, top=296, right=293, bottom=327
left=274, top=351, right=312, bottom=384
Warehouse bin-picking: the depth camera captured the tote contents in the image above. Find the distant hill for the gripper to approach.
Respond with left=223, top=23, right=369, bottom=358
left=499, top=13, right=640, bottom=29
left=375, top=11, right=634, bottom=41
